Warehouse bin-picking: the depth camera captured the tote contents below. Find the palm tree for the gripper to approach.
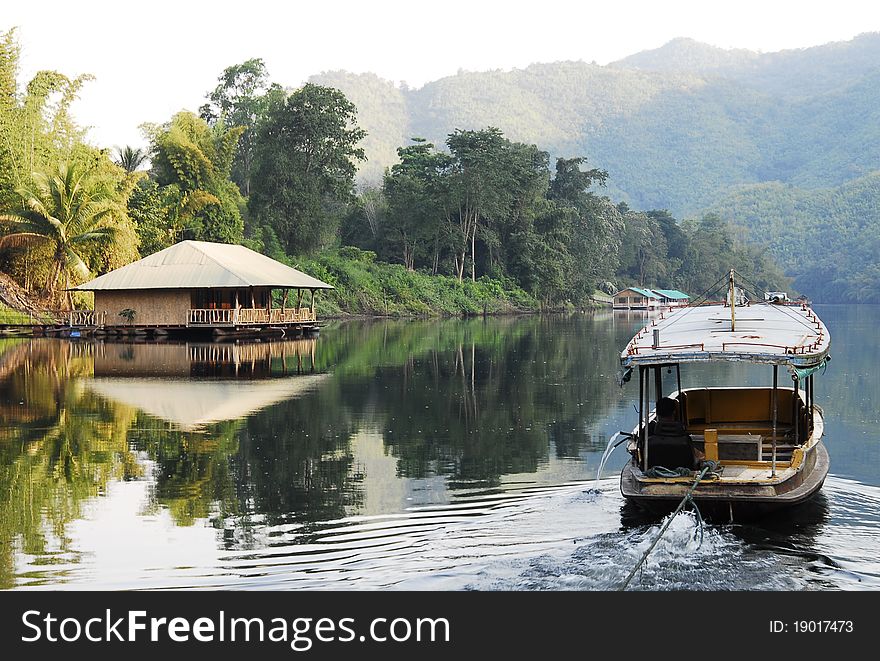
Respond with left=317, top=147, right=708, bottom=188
left=114, top=145, right=148, bottom=173
left=0, top=162, right=117, bottom=308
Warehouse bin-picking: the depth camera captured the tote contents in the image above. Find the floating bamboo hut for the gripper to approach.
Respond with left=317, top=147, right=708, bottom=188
left=70, top=241, right=333, bottom=336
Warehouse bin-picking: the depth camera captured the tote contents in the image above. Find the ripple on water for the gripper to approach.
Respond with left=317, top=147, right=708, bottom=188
left=13, top=476, right=880, bottom=591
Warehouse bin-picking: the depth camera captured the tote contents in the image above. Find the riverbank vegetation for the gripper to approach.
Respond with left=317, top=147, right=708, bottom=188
left=0, top=29, right=790, bottom=316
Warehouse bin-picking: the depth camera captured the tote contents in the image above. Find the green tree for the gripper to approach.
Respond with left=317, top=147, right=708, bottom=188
left=444, top=128, right=513, bottom=282
left=0, top=162, right=120, bottom=307
left=127, top=178, right=172, bottom=255
left=382, top=139, right=450, bottom=271
left=199, top=58, right=280, bottom=196
left=617, top=205, right=670, bottom=287
left=249, top=83, right=366, bottom=255
left=490, top=142, right=551, bottom=289
left=114, top=145, right=148, bottom=173
left=0, top=28, right=92, bottom=210
left=544, top=157, right=616, bottom=306
left=145, top=111, right=244, bottom=244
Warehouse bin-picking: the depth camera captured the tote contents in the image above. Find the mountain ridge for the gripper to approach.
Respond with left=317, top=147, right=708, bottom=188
left=307, top=33, right=880, bottom=300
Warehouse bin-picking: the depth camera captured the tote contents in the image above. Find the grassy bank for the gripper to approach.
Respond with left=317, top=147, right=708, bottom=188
left=292, top=248, right=539, bottom=316
left=0, top=303, right=43, bottom=324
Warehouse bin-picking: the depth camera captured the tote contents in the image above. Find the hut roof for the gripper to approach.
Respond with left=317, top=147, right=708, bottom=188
left=616, top=287, right=661, bottom=299
left=651, top=289, right=690, bottom=300
left=75, top=240, right=333, bottom=291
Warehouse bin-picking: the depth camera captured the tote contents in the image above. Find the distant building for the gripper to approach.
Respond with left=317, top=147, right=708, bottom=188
left=651, top=289, right=690, bottom=308
left=71, top=240, right=333, bottom=336
left=613, top=287, right=662, bottom=310
left=613, top=287, right=690, bottom=310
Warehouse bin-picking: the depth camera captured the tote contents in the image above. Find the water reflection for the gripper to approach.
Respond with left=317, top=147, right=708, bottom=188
left=0, top=306, right=877, bottom=589
left=0, top=317, right=636, bottom=587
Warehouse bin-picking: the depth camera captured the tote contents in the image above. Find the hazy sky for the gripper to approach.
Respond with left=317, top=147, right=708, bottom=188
left=4, top=0, right=880, bottom=150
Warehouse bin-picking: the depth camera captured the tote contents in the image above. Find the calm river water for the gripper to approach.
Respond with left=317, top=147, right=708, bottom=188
left=0, top=305, right=878, bottom=590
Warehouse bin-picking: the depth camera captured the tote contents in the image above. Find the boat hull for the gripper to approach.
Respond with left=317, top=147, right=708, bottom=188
left=620, top=441, right=829, bottom=521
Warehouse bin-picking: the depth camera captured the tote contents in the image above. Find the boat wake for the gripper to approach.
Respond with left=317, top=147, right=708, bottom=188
left=13, top=475, right=880, bottom=591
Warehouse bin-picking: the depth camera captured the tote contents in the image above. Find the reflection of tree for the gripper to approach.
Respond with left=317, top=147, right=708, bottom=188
left=370, top=317, right=615, bottom=484
left=319, top=315, right=630, bottom=486
left=0, top=315, right=633, bottom=576
left=236, top=385, right=363, bottom=530
left=127, top=419, right=240, bottom=528
left=0, top=340, right=140, bottom=588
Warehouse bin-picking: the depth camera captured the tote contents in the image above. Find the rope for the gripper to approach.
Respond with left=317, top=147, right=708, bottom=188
left=644, top=466, right=691, bottom=478
left=733, top=271, right=819, bottom=334
left=689, top=495, right=705, bottom=546
left=651, top=271, right=731, bottom=334
left=687, top=270, right=733, bottom=307
left=618, top=465, right=711, bottom=591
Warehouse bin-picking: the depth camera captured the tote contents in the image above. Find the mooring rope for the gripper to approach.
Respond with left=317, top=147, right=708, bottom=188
left=618, top=464, right=711, bottom=591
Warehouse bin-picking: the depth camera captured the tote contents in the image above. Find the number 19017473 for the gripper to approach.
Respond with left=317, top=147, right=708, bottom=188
left=770, top=620, right=853, bottom=633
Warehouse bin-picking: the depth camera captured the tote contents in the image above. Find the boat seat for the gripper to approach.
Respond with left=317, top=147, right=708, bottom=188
left=647, top=434, right=696, bottom=470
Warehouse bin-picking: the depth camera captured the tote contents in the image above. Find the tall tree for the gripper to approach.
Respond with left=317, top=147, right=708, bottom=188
left=0, top=28, right=92, bottom=209
left=145, top=111, right=244, bottom=244
left=548, top=157, right=619, bottom=304
left=491, top=141, right=551, bottom=284
left=444, top=128, right=514, bottom=282
left=382, top=138, right=450, bottom=270
left=249, top=83, right=366, bottom=255
left=199, top=58, right=279, bottom=196
left=0, top=162, right=119, bottom=307
left=618, top=206, right=670, bottom=287
left=114, top=145, right=148, bottom=173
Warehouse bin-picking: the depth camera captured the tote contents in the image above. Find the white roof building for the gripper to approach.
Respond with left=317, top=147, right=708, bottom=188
left=75, top=240, right=332, bottom=291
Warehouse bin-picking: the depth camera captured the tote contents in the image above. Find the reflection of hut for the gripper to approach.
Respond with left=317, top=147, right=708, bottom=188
left=71, top=241, right=333, bottom=335
left=92, top=339, right=320, bottom=378
left=88, top=376, right=328, bottom=431
left=86, top=339, right=328, bottom=431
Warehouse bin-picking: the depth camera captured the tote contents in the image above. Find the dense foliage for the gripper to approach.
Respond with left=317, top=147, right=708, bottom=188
left=248, top=83, right=366, bottom=255
left=708, top=173, right=880, bottom=302
left=340, top=132, right=789, bottom=306
left=0, top=29, right=138, bottom=307
left=311, top=35, right=880, bottom=301
left=0, top=28, right=800, bottom=313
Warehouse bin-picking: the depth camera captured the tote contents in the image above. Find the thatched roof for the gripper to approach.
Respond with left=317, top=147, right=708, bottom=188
left=75, top=240, right=332, bottom=291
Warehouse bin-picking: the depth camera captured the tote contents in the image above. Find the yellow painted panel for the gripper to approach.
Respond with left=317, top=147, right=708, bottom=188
left=704, top=428, right=719, bottom=462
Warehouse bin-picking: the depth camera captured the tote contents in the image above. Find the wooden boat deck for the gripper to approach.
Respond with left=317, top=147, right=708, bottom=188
left=635, top=463, right=798, bottom=485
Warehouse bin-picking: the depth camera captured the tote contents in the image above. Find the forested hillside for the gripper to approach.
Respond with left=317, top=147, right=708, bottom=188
left=708, top=173, right=880, bottom=302
left=312, top=33, right=880, bottom=214
left=310, top=33, right=880, bottom=301
left=3, top=24, right=875, bottom=309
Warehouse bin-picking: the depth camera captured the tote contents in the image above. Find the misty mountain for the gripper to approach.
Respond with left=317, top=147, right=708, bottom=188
left=309, top=33, right=880, bottom=301
left=611, top=33, right=880, bottom=97
left=310, top=32, right=880, bottom=214
left=708, top=171, right=880, bottom=302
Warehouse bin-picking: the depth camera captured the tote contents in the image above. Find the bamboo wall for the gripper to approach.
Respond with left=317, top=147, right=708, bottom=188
left=94, top=290, right=191, bottom=326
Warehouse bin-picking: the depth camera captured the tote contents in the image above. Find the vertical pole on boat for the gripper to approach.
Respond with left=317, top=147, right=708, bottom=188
left=807, top=374, right=814, bottom=432
left=771, top=365, right=778, bottom=477
left=804, top=374, right=809, bottom=433
left=729, top=269, right=736, bottom=332
left=792, top=374, right=800, bottom=446
left=639, top=366, right=647, bottom=472
left=675, top=364, right=682, bottom=416
left=654, top=365, right=663, bottom=404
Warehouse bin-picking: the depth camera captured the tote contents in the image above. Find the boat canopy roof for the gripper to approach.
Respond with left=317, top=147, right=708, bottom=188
left=620, top=302, right=830, bottom=372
